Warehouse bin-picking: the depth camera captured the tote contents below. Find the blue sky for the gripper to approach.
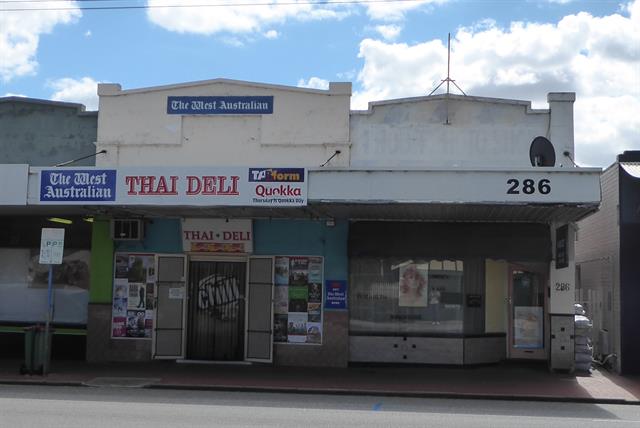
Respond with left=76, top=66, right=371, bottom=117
left=1, top=0, right=638, bottom=167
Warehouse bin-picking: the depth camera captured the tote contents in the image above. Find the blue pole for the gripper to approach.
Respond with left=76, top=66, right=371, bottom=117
left=43, top=265, right=53, bottom=375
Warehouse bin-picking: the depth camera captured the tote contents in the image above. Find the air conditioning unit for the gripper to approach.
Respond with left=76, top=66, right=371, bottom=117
left=111, top=219, right=144, bottom=241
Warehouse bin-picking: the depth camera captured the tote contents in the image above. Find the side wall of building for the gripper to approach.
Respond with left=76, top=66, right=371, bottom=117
left=576, top=166, right=620, bottom=369
left=0, top=99, right=97, bottom=166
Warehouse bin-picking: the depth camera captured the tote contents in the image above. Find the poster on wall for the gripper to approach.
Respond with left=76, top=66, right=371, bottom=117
left=111, top=253, right=156, bottom=339
left=273, top=256, right=323, bottom=345
left=398, top=263, right=429, bottom=307
left=514, top=306, right=544, bottom=349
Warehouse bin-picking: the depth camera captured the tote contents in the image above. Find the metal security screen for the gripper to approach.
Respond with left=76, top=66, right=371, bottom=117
left=186, top=261, right=246, bottom=361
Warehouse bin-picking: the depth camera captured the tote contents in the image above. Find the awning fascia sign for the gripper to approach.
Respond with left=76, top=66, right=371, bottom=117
left=308, top=168, right=602, bottom=205
left=31, top=166, right=307, bottom=207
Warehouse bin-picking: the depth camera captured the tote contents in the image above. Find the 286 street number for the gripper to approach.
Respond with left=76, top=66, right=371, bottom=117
left=506, top=178, right=551, bottom=195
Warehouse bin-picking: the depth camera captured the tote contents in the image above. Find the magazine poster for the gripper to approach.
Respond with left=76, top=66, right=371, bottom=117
left=112, top=253, right=156, bottom=339
left=127, top=283, right=146, bottom=309
left=126, top=310, right=147, bottom=338
left=287, top=313, right=308, bottom=343
left=289, top=257, right=309, bottom=286
left=308, top=282, right=322, bottom=303
left=306, top=322, right=322, bottom=344
left=307, top=302, right=322, bottom=323
left=275, top=257, right=289, bottom=285
left=308, top=257, right=322, bottom=283
left=115, top=255, right=129, bottom=279
left=145, top=283, right=155, bottom=310
left=112, top=317, right=127, bottom=337
left=273, top=314, right=288, bottom=342
left=288, top=285, right=308, bottom=313
left=274, top=286, right=289, bottom=314
left=398, top=263, right=429, bottom=307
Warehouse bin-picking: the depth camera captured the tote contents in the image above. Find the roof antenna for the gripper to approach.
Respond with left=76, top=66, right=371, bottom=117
left=428, top=33, right=466, bottom=125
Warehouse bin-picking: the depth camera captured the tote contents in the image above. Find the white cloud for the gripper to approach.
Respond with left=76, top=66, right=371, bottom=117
left=3, top=93, right=27, bottom=98
left=264, top=29, right=279, bottom=39
left=84, top=30, right=92, bottom=37
left=0, top=2, right=81, bottom=81
left=49, top=77, right=101, bottom=110
left=297, top=77, right=330, bottom=90
left=375, top=24, right=402, bottom=41
left=352, top=1, right=640, bottom=167
left=364, top=0, right=448, bottom=22
left=146, top=0, right=350, bottom=36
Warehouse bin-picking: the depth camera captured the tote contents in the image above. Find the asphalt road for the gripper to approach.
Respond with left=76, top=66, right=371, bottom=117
left=1, top=384, right=639, bottom=428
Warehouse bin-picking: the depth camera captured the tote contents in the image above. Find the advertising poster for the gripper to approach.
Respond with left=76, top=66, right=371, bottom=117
left=275, top=257, right=289, bottom=285
left=274, top=286, right=289, bottom=315
left=398, top=263, right=429, bottom=307
left=514, top=306, right=544, bottom=349
left=273, top=314, right=288, bottom=343
left=273, top=256, right=323, bottom=345
left=287, top=313, right=308, bottom=343
left=111, top=253, right=155, bottom=339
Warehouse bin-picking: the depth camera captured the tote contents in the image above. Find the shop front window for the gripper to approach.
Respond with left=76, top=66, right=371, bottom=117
left=350, top=258, right=464, bottom=335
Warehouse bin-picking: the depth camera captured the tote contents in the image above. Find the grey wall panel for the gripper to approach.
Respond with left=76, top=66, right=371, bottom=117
left=349, top=336, right=464, bottom=364
left=463, top=336, right=506, bottom=364
left=349, top=222, right=551, bottom=261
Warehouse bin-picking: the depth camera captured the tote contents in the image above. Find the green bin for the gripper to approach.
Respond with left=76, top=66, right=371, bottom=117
left=21, top=325, right=53, bottom=375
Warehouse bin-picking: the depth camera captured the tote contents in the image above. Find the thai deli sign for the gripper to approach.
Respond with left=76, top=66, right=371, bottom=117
left=37, top=167, right=307, bottom=206
left=182, top=218, right=252, bottom=253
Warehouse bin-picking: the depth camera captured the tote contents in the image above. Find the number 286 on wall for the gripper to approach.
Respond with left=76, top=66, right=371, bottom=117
left=506, top=178, right=551, bottom=195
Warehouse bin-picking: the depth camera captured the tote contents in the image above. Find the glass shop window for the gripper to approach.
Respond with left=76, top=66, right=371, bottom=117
left=349, top=258, right=464, bottom=335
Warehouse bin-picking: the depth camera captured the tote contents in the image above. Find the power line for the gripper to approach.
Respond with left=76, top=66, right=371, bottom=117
left=1, top=0, right=425, bottom=11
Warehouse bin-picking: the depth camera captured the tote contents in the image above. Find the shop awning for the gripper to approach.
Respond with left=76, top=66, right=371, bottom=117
left=0, top=166, right=601, bottom=224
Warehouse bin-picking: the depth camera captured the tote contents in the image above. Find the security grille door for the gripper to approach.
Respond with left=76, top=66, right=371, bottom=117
left=153, top=255, right=186, bottom=359
left=246, top=257, right=274, bottom=363
left=187, top=261, right=246, bottom=361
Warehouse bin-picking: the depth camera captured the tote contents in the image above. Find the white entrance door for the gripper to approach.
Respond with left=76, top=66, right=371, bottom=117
left=153, top=255, right=187, bottom=359
left=508, top=266, right=547, bottom=360
left=245, top=256, right=274, bottom=363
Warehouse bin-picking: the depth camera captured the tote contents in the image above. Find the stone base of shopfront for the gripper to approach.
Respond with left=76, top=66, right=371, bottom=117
left=274, top=311, right=349, bottom=368
left=86, top=303, right=152, bottom=362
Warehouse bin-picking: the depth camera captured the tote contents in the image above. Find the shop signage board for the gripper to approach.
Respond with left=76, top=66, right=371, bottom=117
left=36, top=167, right=307, bottom=207
left=182, top=218, right=253, bottom=253
left=167, top=96, right=274, bottom=115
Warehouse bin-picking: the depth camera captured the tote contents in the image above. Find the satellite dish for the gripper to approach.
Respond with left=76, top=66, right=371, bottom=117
left=529, top=136, right=556, bottom=167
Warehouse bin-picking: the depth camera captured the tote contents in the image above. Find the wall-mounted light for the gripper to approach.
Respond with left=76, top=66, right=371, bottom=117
left=83, top=217, right=94, bottom=223
left=47, top=217, right=73, bottom=225
left=326, top=218, right=335, bottom=227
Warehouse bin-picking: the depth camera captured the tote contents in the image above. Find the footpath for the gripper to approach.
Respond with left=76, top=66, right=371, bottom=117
left=0, top=359, right=638, bottom=404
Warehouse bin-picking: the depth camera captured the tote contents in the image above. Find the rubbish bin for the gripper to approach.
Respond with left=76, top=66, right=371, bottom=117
left=20, top=325, right=53, bottom=375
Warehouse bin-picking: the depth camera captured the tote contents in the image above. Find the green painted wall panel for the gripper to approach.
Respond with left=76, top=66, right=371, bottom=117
left=89, top=220, right=114, bottom=303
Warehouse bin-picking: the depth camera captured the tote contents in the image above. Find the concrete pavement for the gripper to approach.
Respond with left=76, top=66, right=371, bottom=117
left=0, top=359, right=638, bottom=404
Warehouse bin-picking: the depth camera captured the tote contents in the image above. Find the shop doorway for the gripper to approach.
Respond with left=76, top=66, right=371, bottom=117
left=508, top=266, right=547, bottom=360
left=186, top=259, right=247, bottom=361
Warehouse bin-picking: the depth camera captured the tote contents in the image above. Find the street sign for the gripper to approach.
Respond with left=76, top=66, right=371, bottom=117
left=39, top=228, right=65, bottom=265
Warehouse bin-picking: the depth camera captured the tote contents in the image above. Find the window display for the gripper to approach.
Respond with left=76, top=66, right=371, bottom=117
left=350, top=258, right=464, bottom=335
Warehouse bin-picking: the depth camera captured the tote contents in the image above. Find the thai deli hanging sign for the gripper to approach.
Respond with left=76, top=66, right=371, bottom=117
left=182, top=218, right=253, bottom=253
left=36, top=167, right=307, bottom=207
